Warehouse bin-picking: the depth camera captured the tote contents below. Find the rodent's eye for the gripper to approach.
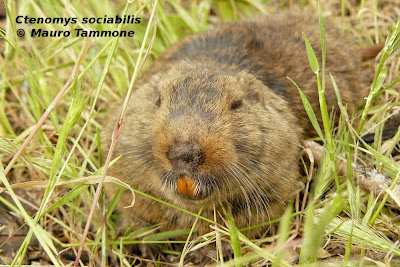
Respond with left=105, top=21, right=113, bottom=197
left=230, top=100, right=243, bottom=110
left=155, top=96, right=161, bottom=107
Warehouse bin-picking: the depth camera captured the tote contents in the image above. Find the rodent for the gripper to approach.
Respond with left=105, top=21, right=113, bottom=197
left=101, top=12, right=367, bottom=242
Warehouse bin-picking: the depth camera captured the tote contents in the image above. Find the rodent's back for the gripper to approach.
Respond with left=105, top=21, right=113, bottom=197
left=149, top=12, right=364, bottom=136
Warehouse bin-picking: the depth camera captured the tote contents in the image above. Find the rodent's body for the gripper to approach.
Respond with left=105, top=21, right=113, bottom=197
left=102, top=12, right=366, bottom=239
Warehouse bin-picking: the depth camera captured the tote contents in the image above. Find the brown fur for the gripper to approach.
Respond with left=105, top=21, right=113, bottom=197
left=101, top=12, right=368, bottom=240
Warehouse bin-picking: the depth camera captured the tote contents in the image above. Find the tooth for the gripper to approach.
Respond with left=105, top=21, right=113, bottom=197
left=177, top=175, right=198, bottom=196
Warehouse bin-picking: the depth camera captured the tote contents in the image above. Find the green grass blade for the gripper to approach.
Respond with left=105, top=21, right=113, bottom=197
left=143, top=229, right=191, bottom=241
left=329, top=73, right=342, bottom=104
left=229, top=219, right=242, bottom=265
left=42, top=184, right=90, bottom=217
left=289, top=77, right=324, bottom=141
left=303, top=33, right=320, bottom=74
left=272, top=200, right=293, bottom=267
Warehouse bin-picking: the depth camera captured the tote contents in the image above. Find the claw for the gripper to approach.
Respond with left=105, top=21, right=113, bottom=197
left=222, top=245, right=234, bottom=260
left=184, top=251, right=201, bottom=265
left=139, top=244, right=160, bottom=260
left=184, top=243, right=234, bottom=266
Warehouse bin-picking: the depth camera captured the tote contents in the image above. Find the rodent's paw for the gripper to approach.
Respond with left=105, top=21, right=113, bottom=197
left=138, top=243, right=164, bottom=261
left=185, top=244, right=233, bottom=266
left=185, top=250, right=213, bottom=266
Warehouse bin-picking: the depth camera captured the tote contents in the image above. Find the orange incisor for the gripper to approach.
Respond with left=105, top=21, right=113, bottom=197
left=176, top=175, right=198, bottom=196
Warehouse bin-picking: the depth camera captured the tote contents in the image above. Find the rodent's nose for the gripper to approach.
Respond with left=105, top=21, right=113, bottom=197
left=167, top=142, right=205, bottom=170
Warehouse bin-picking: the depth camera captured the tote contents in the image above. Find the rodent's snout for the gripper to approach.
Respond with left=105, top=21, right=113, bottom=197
left=152, top=113, right=236, bottom=200
left=166, top=142, right=205, bottom=171
left=165, top=141, right=209, bottom=199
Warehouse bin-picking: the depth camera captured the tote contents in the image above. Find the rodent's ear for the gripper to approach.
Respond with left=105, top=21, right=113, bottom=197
left=246, top=88, right=264, bottom=105
left=248, top=89, right=262, bottom=103
left=238, top=71, right=264, bottom=105
left=147, top=85, right=161, bottom=106
left=155, top=95, right=161, bottom=107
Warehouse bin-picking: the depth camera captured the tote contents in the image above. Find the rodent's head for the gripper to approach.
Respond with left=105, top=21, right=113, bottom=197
left=109, top=61, right=300, bottom=214
left=152, top=64, right=256, bottom=200
left=136, top=62, right=301, bottom=210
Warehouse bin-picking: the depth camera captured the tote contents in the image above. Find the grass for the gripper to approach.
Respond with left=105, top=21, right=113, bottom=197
left=0, top=0, right=400, bottom=266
